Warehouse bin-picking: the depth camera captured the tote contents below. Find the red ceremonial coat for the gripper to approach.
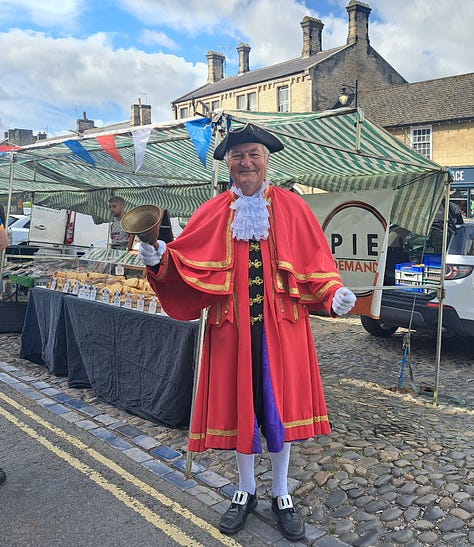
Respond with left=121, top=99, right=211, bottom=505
left=147, top=185, right=343, bottom=454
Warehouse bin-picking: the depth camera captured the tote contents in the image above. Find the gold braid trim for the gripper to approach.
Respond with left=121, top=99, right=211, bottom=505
left=178, top=269, right=232, bottom=292
left=284, top=415, right=329, bottom=428
left=170, top=211, right=234, bottom=269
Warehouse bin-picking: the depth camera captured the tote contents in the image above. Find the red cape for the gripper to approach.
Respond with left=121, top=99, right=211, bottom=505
left=148, top=186, right=343, bottom=453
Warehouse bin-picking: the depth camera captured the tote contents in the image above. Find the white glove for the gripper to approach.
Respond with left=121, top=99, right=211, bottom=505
left=332, top=287, right=356, bottom=316
left=138, top=240, right=166, bottom=267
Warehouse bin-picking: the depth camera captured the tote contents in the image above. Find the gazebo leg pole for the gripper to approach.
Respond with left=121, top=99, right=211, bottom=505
left=433, top=180, right=451, bottom=405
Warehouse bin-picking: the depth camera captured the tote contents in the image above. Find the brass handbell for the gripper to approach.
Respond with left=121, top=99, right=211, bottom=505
left=120, top=205, right=164, bottom=249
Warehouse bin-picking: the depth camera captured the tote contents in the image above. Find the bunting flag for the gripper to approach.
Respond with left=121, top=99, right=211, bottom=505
left=185, top=118, right=213, bottom=167
left=64, top=140, right=96, bottom=167
left=95, top=135, right=127, bottom=165
left=0, top=145, right=20, bottom=154
left=132, top=127, right=152, bottom=173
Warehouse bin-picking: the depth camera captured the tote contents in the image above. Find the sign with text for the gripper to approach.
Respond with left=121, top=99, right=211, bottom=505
left=302, top=190, right=394, bottom=317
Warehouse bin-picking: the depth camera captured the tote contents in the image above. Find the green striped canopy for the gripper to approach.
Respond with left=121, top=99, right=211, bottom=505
left=0, top=109, right=447, bottom=234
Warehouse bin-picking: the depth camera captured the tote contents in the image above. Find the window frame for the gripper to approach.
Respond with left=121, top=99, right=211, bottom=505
left=410, top=125, right=432, bottom=159
left=278, top=86, right=289, bottom=113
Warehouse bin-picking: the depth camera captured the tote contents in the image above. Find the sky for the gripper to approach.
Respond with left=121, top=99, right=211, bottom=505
left=0, top=0, right=473, bottom=138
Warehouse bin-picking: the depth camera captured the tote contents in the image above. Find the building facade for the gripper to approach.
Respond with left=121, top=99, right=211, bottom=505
left=171, top=1, right=406, bottom=119
left=359, top=73, right=474, bottom=218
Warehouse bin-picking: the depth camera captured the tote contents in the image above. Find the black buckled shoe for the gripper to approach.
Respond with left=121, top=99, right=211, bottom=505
left=219, top=490, right=257, bottom=535
left=272, top=494, right=305, bottom=541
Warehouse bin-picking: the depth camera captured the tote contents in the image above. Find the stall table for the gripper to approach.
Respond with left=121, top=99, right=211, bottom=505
left=20, top=287, right=198, bottom=427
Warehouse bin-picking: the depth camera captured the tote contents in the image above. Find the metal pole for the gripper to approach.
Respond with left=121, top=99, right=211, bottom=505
left=0, top=153, right=16, bottom=290
left=185, top=121, right=223, bottom=477
left=433, top=179, right=450, bottom=405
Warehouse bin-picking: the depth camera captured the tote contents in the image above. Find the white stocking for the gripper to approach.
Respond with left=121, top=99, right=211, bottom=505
left=236, top=451, right=256, bottom=495
left=269, top=442, right=291, bottom=498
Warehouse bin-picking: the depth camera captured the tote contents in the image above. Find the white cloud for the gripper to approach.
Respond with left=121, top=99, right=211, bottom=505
left=366, top=0, right=474, bottom=81
left=116, top=0, right=240, bottom=32
left=139, top=29, right=179, bottom=51
left=0, top=29, right=207, bottom=135
left=0, top=0, right=85, bottom=29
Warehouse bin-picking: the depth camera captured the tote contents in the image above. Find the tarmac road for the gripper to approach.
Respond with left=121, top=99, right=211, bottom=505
left=0, top=380, right=255, bottom=547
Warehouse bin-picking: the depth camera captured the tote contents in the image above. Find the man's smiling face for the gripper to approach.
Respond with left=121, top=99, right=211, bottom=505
left=226, top=143, right=269, bottom=196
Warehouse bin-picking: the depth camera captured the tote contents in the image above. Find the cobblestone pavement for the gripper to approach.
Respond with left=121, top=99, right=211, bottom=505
left=1, top=314, right=473, bottom=546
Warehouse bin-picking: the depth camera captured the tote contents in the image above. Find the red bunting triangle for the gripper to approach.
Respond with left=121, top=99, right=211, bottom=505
left=95, top=134, right=127, bottom=165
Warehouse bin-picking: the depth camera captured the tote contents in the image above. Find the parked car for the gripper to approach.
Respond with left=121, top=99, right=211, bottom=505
left=6, top=214, right=30, bottom=246
left=360, top=220, right=474, bottom=337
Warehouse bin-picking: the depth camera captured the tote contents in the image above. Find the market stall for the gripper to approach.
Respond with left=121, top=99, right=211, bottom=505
left=1, top=108, right=451, bottom=405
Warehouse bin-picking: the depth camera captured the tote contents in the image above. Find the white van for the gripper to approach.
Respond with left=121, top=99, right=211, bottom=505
left=9, top=205, right=109, bottom=254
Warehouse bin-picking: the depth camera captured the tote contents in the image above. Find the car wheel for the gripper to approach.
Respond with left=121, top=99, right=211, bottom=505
left=360, top=315, right=398, bottom=337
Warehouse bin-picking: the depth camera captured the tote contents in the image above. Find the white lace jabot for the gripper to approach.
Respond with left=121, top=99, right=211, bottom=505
left=230, top=182, right=270, bottom=241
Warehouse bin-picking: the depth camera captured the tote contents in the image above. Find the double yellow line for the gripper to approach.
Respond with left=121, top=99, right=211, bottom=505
left=0, top=390, right=242, bottom=547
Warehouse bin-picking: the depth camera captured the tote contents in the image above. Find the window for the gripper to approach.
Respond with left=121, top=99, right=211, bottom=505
left=179, top=107, right=189, bottom=119
left=236, top=93, right=256, bottom=111
left=236, top=95, right=246, bottom=110
left=248, top=92, right=256, bottom=111
left=211, top=99, right=220, bottom=111
left=278, top=86, right=289, bottom=112
left=410, top=125, right=431, bottom=159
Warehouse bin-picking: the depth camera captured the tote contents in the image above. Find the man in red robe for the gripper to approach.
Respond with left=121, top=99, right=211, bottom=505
left=139, top=123, right=356, bottom=541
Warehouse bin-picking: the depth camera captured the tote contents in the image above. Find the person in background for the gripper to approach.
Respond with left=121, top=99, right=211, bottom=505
left=430, top=198, right=464, bottom=254
left=0, top=204, right=7, bottom=252
left=108, top=196, right=132, bottom=250
left=139, top=124, right=356, bottom=541
left=0, top=204, right=7, bottom=485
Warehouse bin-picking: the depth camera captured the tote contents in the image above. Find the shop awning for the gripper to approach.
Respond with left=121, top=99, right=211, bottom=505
left=0, top=108, right=448, bottom=234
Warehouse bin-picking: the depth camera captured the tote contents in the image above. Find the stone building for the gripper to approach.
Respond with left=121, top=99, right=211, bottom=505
left=359, top=72, right=474, bottom=218
left=171, top=0, right=407, bottom=119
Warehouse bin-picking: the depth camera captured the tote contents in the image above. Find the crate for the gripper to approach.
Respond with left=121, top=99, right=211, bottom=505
left=395, top=262, right=424, bottom=293
left=423, top=254, right=442, bottom=284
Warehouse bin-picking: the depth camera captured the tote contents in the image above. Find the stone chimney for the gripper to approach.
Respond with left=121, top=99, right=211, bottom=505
left=130, top=98, right=152, bottom=126
left=237, top=43, right=251, bottom=74
left=206, top=51, right=225, bottom=83
left=76, top=111, right=95, bottom=134
left=300, top=16, right=324, bottom=57
left=346, top=0, right=371, bottom=45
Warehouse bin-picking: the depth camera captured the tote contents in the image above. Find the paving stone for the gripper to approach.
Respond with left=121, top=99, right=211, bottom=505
left=438, top=515, right=465, bottom=532
left=122, top=447, right=153, bottom=463
left=416, top=531, right=440, bottom=544
left=324, top=489, right=348, bottom=509
left=380, top=507, right=403, bottom=522
left=113, top=424, right=144, bottom=438
left=424, top=506, right=446, bottom=521
left=46, top=403, right=70, bottom=415
left=386, top=528, right=414, bottom=544
left=150, top=445, right=182, bottom=461
left=94, top=413, right=120, bottom=426
left=162, top=470, right=197, bottom=491
left=195, top=469, right=230, bottom=488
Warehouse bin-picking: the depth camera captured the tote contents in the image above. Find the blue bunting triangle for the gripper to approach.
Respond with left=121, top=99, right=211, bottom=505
left=64, top=140, right=96, bottom=167
left=185, top=118, right=213, bottom=167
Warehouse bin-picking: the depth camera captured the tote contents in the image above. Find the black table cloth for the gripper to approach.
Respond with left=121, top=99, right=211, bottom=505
left=20, top=287, right=198, bottom=427
left=20, top=287, right=68, bottom=375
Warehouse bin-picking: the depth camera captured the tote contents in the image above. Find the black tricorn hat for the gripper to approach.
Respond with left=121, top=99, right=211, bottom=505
left=213, top=123, right=284, bottom=160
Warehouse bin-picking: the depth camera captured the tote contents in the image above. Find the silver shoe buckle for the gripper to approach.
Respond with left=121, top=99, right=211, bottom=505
left=232, top=490, right=249, bottom=505
left=277, top=494, right=294, bottom=510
